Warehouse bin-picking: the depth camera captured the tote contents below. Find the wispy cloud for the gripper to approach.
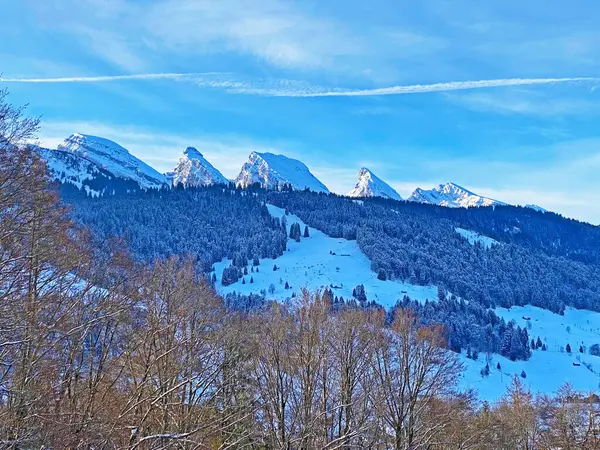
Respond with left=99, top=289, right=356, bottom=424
left=234, top=77, right=599, bottom=97
left=3, top=73, right=597, bottom=98
left=446, top=88, right=599, bottom=117
left=0, top=72, right=223, bottom=83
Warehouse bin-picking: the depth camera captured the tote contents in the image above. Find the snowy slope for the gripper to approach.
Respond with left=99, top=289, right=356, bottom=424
left=214, top=204, right=437, bottom=307
left=235, top=152, right=329, bottom=192
left=408, top=182, right=505, bottom=208
left=455, top=227, right=499, bottom=249
left=57, top=133, right=166, bottom=189
left=526, top=204, right=548, bottom=213
left=347, top=167, right=402, bottom=200
left=462, top=305, right=600, bottom=401
left=37, top=147, right=112, bottom=196
left=166, top=147, right=228, bottom=187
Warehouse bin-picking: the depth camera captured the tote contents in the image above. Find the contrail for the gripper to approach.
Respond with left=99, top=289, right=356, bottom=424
left=1, top=73, right=597, bottom=96
left=0, top=72, right=224, bottom=83
left=232, top=77, right=599, bottom=97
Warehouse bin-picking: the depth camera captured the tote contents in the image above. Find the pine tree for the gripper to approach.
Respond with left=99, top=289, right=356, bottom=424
left=566, top=343, right=572, bottom=353
left=520, top=370, right=527, bottom=378
left=303, top=225, right=309, bottom=238
left=273, top=264, right=278, bottom=271
left=353, top=284, right=367, bottom=303
left=580, top=345, right=584, bottom=353
left=536, top=336, right=543, bottom=349
left=250, top=277, right=254, bottom=284
left=285, top=281, right=289, bottom=289
left=497, top=362, right=501, bottom=371
left=377, top=268, right=387, bottom=281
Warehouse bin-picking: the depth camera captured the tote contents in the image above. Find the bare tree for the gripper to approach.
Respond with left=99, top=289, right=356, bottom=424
left=370, top=309, right=463, bottom=450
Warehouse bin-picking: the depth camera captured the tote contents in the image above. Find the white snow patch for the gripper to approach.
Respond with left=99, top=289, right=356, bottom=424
left=214, top=204, right=437, bottom=308
left=455, top=227, right=499, bottom=249
left=461, top=305, right=600, bottom=402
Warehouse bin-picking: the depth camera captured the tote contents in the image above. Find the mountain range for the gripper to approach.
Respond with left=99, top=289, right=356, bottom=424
left=36, top=133, right=547, bottom=213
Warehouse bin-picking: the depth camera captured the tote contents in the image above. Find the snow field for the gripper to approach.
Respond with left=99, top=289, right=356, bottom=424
left=214, top=204, right=438, bottom=308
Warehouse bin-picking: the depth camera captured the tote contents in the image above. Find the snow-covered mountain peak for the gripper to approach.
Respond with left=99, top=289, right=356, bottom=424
left=57, top=133, right=166, bottom=189
left=235, top=152, right=329, bottom=193
left=166, top=147, right=228, bottom=187
left=408, top=182, right=505, bottom=208
left=184, top=146, right=203, bottom=159
left=347, top=167, right=402, bottom=200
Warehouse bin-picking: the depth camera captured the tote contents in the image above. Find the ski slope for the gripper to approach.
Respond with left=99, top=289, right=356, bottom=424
left=461, top=305, right=600, bottom=401
left=214, top=204, right=437, bottom=308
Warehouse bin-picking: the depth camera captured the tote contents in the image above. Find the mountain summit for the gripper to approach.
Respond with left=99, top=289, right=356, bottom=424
left=235, top=152, right=329, bottom=193
left=57, top=133, right=166, bottom=189
left=166, top=147, right=228, bottom=187
left=347, top=168, right=402, bottom=200
left=408, top=182, right=505, bottom=208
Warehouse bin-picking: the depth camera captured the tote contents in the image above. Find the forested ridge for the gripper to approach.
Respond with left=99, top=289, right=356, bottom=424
left=62, top=181, right=600, bottom=315
left=267, top=191, right=600, bottom=313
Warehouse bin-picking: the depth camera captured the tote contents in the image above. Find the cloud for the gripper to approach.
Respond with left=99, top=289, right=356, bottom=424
left=4, top=73, right=598, bottom=98
left=233, top=77, right=599, bottom=97
left=0, top=72, right=223, bottom=83
left=446, top=88, right=599, bottom=117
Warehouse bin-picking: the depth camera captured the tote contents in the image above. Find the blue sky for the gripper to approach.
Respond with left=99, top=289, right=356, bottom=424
left=3, top=0, right=600, bottom=223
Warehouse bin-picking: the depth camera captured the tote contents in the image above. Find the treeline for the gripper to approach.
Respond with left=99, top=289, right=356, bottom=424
left=63, top=183, right=288, bottom=272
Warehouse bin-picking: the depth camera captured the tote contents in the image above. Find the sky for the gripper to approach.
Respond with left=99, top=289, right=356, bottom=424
left=2, top=0, right=600, bottom=223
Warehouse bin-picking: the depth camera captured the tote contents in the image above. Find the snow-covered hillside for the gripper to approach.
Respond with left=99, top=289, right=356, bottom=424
left=235, top=152, right=329, bottom=192
left=214, top=206, right=600, bottom=401
left=166, top=147, right=228, bottom=187
left=462, top=305, right=600, bottom=401
left=58, top=133, right=166, bottom=189
left=37, top=147, right=112, bottom=196
left=455, top=227, right=499, bottom=249
left=408, top=182, right=505, bottom=208
left=214, top=204, right=437, bottom=308
left=526, top=204, right=548, bottom=213
left=347, top=167, right=402, bottom=200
